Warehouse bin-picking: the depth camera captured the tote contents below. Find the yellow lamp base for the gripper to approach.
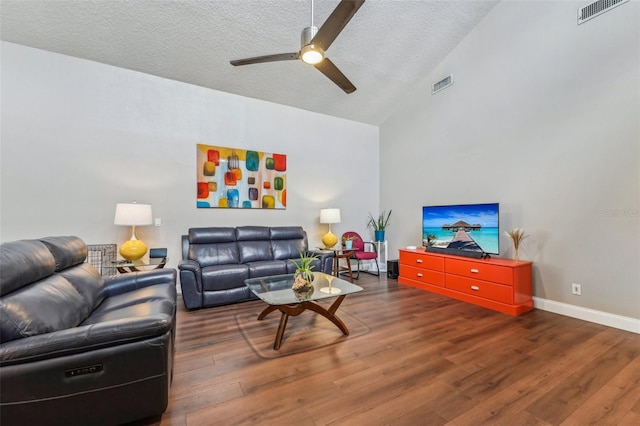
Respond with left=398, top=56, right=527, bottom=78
left=322, top=232, right=338, bottom=248
left=119, top=239, right=148, bottom=260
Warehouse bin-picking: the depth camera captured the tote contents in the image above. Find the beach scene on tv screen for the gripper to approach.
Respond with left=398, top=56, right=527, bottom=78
left=423, top=203, right=499, bottom=254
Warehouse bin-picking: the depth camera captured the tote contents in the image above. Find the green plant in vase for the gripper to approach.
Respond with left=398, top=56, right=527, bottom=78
left=367, top=210, right=392, bottom=241
left=291, top=251, right=318, bottom=291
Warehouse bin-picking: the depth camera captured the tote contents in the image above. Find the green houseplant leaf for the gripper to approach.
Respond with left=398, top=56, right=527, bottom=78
left=367, top=210, right=392, bottom=231
left=290, top=251, right=318, bottom=283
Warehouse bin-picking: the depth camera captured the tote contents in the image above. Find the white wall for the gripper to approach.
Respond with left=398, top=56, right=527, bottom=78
left=0, top=42, right=380, bottom=269
left=380, top=1, right=639, bottom=319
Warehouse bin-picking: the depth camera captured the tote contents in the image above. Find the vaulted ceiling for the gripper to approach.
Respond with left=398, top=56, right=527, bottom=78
left=1, top=0, right=499, bottom=125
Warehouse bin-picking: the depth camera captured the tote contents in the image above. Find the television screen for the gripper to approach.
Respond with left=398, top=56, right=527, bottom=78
left=422, top=203, right=499, bottom=255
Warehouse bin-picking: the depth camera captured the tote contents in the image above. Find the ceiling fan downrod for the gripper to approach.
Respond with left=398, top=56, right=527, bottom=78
left=300, top=0, right=324, bottom=64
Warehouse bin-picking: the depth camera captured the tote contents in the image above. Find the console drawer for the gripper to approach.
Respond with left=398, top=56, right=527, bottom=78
left=445, top=258, right=513, bottom=285
left=446, top=275, right=512, bottom=304
left=400, top=264, right=444, bottom=287
left=400, top=251, right=444, bottom=271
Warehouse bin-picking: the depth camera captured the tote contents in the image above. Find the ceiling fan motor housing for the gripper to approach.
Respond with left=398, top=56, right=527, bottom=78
left=301, top=26, right=318, bottom=46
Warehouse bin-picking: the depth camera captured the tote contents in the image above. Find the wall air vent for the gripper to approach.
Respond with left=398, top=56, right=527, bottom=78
left=432, top=74, right=453, bottom=95
left=578, top=0, right=628, bottom=24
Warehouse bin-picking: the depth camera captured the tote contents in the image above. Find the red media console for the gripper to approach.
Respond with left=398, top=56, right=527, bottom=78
left=398, top=248, right=533, bottom=316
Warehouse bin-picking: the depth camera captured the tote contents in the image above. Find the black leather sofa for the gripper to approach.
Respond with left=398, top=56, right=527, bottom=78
left=0, top=236, right=177, bottom=426
left=179, top=226, right=333, bottom=310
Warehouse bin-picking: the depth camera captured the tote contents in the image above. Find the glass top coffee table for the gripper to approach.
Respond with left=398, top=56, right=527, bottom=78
left=245, top=272, right=363, bottom=350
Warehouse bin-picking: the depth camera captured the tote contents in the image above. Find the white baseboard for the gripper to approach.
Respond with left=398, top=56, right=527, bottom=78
left=533, top=297, right=640, bottom=334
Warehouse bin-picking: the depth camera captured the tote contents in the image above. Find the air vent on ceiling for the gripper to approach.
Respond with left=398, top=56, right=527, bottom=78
left=578, top=0, right=628, bottom=24
left=432, top=74, right=453, bottom=95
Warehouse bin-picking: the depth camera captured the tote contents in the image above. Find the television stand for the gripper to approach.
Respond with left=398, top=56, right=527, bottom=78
left=399, top=248, right=533, bottom=316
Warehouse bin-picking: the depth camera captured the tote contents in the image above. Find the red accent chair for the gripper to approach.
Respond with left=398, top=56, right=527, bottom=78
left=341, top=231, right=379, bottom=278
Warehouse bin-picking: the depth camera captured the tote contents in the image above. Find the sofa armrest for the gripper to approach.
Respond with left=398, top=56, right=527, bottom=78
left=178, top=259, right=203, bottom=310
left=103, top=268, right=177, bottom=298
left=177, top=259, right=201, bottom=284
left=306, top=249, right=334, bottom=275
left=0, top=314, right=173, bottom=367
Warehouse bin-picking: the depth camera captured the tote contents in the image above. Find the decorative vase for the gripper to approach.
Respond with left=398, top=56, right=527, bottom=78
left=514, top=247, right=520, bottom=262
left=292, top=271, right=314, bottom=292
left=374, top=230, right=385, bottom=242
left=293, top=284, right=314, bottom=301
left=345, top=240, right=353, bottom=250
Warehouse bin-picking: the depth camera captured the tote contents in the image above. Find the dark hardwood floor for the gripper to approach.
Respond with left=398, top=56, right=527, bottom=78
left=146, top=274, right=640, bottom=425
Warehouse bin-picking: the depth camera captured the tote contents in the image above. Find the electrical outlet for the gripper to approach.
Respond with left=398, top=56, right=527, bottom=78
left=154, top=218, right=161, bottom=227
left=572, top=283, right=582, bottom=295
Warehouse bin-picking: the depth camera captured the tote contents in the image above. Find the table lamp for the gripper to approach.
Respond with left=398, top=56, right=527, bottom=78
left=114, top=202, right=153, bottom=260
left=320, top=208, right=341, bottom=248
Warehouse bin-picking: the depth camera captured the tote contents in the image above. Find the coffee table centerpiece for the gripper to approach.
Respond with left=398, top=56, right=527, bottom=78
left=291, top=251, right=317, bottom=294
left=245, top=272, right=363, bottom=350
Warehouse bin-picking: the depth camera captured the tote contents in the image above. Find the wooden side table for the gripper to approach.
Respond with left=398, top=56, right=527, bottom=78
left=317, top=247, right=358, bottom=283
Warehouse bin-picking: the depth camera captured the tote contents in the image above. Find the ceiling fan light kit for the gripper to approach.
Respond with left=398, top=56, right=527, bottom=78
left=300, top=26, right=324, bottom=65
left=300, top=44, right=324, bottom=65
left=230, top=0, right=365, bottom=94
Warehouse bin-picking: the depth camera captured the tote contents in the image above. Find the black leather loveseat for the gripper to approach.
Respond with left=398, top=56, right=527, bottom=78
left=179, top=226, right=333, bottom=310
left=0, top=236, right=177, bottom=426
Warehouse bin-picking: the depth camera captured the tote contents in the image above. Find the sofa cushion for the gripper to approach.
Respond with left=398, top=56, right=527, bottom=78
left=85, top=284, right=176, bottom=324
left=237, top=226, right=273, bottom=263
left=0, top=240, right=55, bottom=296
left=189, top=243, right=239, bottom=268
left=270, top=227, right=308, bottom=260
left=270, top=226, right=306, bottom=241
left=0, top=314, right=174, bottom=366
left=246, top=260, right=288, bottom=278
left=203, top=287, right=255, bottom=307
left=189, top=227, right=236, bottom=244
left=201, top=264, right=249, bottom=291
left=83, top=299, right=175, bottom=327
left=0, top=274, right=87, bottom=343
left=39, top=236, right=87, bottom=271
left=58, top=263, right=106, bottom=312
left=238, top=240, right=273, bottom=263
left=236, top=226, right=271, bottom=241
left=187, top=227, right=240, bottom=267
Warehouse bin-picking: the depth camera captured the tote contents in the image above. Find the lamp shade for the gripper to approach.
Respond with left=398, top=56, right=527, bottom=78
left=114, top=203, right=153, bottom=226
left=320, top=208, right=341, bottom=224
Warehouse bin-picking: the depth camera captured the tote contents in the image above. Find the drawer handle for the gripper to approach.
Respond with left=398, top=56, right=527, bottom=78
left=470, top=268, right=479, bottom=274
left=417, top=273, right=423, bottom=277
left=416, top=259, right=423, bottom=263
left=471, top=285, right=480, bottom=291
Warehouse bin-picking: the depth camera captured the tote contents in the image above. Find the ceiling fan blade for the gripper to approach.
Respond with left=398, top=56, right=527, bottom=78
left=314, top=58, right=356, bottom=94
left=312, top=0, right=365, bottom=52
left=230, top=53, right=299, bottom=66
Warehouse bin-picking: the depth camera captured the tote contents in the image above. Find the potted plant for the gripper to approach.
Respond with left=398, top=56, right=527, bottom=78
left=291, top=251, right=318, bottom=292
left=342, top=235, right=357, bottom=250
left=367, top=210, right=392, bottom=242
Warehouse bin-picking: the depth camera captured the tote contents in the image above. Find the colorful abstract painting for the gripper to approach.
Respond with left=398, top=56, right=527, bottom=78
left=196, top=144, right=287, bottom=209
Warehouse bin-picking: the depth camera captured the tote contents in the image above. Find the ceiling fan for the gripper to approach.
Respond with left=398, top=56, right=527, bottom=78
left=230, top=0, right=365, bottom=94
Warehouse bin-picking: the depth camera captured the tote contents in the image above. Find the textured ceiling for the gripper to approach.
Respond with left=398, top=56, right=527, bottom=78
left=1, top=0, right=499, bottom=125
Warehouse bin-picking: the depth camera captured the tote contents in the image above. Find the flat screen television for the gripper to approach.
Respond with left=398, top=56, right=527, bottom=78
left=422, top=203, right=499, bottom=255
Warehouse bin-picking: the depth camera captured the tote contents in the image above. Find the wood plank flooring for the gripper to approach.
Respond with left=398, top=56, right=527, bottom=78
left=137, top=275, right=640, bottom=426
